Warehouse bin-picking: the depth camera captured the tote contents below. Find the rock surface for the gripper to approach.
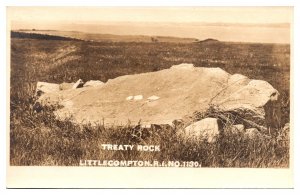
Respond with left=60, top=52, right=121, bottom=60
left=35, top=82, right=60, bottom=96
left=147, top=95, right=160, bottom=102
left=72, top=79, right=84, bottom=89
left=37, top=63, right=279, bottom=127
left=59, top=82, right=74, bottom=90
left=83, top=80, right=104, bottom=88
left=133, top=95, right=143, bottom=101
left=184, top=118, right=219, bottom=143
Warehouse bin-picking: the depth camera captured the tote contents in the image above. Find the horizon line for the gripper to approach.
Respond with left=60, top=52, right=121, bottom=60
left=11, top=29, right=291, bottom=44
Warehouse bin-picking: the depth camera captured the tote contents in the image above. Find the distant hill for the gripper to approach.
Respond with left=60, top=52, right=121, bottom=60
left=14, top=29, right=198, bottom=43
left=11, top=31, right=81, bottom=41
left=196, top=38, right=220, bottom=44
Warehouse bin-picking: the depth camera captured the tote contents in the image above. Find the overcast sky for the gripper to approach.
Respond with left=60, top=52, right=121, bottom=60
left=8, top=7, right=292, bottom=24
left=7, top=7, right=292, bottom=43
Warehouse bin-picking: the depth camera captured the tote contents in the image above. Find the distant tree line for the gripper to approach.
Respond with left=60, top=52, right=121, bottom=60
left=11, top=31, right=81, bottom=41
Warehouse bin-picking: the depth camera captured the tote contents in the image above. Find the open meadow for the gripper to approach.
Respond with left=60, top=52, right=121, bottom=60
left=10, top=32, right=290, bottom=167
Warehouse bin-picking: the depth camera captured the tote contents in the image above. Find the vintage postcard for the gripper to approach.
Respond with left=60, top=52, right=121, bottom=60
left=6, top=6, right=293, bottom=188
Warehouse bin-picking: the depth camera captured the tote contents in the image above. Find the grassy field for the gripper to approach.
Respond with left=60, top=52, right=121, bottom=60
left=10, top=34, right=290, bottom=167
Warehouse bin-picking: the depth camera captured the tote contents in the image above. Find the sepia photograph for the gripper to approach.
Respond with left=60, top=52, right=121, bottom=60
left=6, top=6, right=294, bottom=188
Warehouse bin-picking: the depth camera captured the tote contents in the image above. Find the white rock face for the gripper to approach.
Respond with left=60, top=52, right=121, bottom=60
left=126, top=96, right=134, bottom=101
left=133, top=95, right=143, bottom=101
left=215, top=80, right=279, bottom=112
left=147, top=95, right=160, bottom=101
left=59, top=82, right=74, bottom=90
left=126, top=95, right=143, bottom=101
left=228, top=74, right=249, bottom=85
left=72, top=79, right=84, bottom=89
left=83, top=80, right=104, bottom=87
left=184, top=118, right=219, bottom=143
left=35, top=82, right=60, bottom=96
left=170, top=63, right=195, bottom=70
left=37, top=63, right=280, bottom=127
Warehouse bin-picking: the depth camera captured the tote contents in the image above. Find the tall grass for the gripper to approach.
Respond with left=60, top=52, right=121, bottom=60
left=10, top=105, right=289, bottom=167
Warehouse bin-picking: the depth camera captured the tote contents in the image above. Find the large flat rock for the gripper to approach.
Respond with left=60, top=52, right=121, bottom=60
left=37, top=63, right=279, bottom=127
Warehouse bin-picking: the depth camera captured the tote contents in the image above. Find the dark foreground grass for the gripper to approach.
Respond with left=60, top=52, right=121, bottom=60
left=10, top=37, right=290, bottom=167
left=10, top=105, right=289, bottom=167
